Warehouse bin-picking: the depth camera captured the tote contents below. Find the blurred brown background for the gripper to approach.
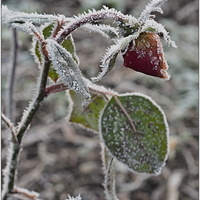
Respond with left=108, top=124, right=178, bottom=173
left=1, top=0, right=198, bottom=200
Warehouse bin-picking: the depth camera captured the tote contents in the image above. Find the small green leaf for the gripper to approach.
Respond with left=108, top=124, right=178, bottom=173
left=91, top=52, right=118, bottom=82
left=42, top=22, right=55, bottom=39
left=31, top=39, right=42, bottom=65
left=48, top=67, right=59, bottom=82
left=62, top=34, right=79, bottom=64
left=69, top=90, right=107, bottom=132
left=100, top=93, right=169, bottom=175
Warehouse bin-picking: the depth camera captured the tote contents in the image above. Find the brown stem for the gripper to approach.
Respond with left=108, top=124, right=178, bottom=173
left=44, top=83, right=69, bottom=97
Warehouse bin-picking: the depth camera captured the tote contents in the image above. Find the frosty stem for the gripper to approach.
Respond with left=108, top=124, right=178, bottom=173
left=102, top=146, right=119, bottom=200
left=56, top=8, right=127, bottom=43
left=2, top=51, right=51, bottom=200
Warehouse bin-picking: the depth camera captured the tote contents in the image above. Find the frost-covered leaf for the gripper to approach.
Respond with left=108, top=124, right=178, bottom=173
left=62, top=34, right=79, bottom=64
left=138, top=0, right=167, bottom=24
left=2, top=5, right=58, bottom=26
left=42, top=22, right=55, bottom=39
left=46, top=39, right=90, bottom=104
left=100, top=93, right=169, bottom=175
left=83, top=24, right=119, bottom=39
left=92, top=34, right=139, bottom=82
left=69, top=90, right=107, bottom=132
left=31, top=39, right=42, bottom=65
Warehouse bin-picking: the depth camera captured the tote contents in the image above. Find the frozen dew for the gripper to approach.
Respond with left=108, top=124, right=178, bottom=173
left=100, top=93, right=169, bottom=174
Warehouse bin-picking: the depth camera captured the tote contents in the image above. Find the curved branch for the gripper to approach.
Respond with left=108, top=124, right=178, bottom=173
left=56, top=7, right=129, bottom=43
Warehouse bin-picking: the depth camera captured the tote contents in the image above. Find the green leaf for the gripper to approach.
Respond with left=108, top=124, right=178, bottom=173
left=69, top=90, right=107, bottom=132
left=48, top=67, right=59, bottom=82
left=100, top=93, right=169, bottom=175
left=42, top=22, right=55, bottom=39
left=31, top=39, right=42, bottom=65
left=62, top=34, right=79, bottom=64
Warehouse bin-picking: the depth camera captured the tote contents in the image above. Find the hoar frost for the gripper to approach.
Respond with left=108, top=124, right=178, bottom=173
left=46, top=39, right=91, bottom=104
left=100, top=93, right=169, bottom=175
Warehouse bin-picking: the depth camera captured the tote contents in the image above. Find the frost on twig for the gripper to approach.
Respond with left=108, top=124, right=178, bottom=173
left=138, top=0, right=167, bottom=24
left=56, top=6, right=131, bottom=43
left=11, top=186, right=40, bottom=200
left=46, top=39, right=91, bottom=105
left=101, top=146, right=119, bottom=200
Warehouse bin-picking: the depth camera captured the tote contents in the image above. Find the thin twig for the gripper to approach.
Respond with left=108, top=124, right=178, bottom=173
left=2, top=46, right=51, bottom=200
left=44, top=83, right=69, bottom=98
left=16, top=58, right=51, bottom=142
left=1, top=113, right=18, bottom=143
left=102, top=146, right=119, bottom=200
left=6, top=28, right=18, bottom=123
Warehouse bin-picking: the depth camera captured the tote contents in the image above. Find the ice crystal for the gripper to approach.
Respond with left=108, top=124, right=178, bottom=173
left=46, top=39, right=91, bottom=104
left=66, top=194, right=82, bottom=200
left=138, top=0, right=167, bottom=24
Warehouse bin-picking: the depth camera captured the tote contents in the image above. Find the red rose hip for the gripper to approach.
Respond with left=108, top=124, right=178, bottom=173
left=122, top=32, right=170, bottom=80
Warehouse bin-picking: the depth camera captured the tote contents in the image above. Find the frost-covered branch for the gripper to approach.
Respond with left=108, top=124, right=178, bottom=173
left=56, top=6, right=136, bottom=43
left=16, top=57, right=51, bottom=142
left=11, top=187, right=40, bottom=200
left=2, top=44, right=51, bottom=200
left=101, top=146, right=119, bottom=200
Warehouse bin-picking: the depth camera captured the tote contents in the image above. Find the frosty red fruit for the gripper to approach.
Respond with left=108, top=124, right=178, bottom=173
left=122, top=32, right=170, bottom=80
